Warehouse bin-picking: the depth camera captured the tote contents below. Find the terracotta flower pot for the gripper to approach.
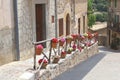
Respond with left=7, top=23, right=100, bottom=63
left=52, top=42, right=58, bottom=48
left=52, top=56, right=60, bottom=63
left=67, top=50, right=72, bottom=54
left=51, top=38, right=58, bottom=48
left=35, top=44, right=43, bottom=55
left=38, top=59, right=48, bottom=69
left=72, top=44, right=77, bottom=51
left=71, top=34, right=78, bottom=41
left=67, top=47, right=73, bottom=54
left=66, top=38, right=72, bottom=44
left=35, top=48, right=43, bottom=55
left=59, top=41, right=64, bottom=46
left=61, top=51, right=66, bottom=58
left=41, top=63, right=48, bottom=69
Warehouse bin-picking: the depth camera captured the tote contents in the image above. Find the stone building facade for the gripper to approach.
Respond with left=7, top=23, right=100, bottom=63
left=0, top=0, right=16, bottom=65
left=0, top=0, right=87, bottom=65
left=107, top=0, right=120, bottom=49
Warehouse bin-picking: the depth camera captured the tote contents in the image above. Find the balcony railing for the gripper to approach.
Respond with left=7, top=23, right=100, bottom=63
left=32, top=33, right=98, bottom=70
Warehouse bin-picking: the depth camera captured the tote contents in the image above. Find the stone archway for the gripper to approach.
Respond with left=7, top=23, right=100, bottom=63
left=66, top=14, right=70, bottom=36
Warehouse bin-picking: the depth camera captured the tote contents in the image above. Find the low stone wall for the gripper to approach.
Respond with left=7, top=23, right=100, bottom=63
left=19, top=42, right=99, bottom=80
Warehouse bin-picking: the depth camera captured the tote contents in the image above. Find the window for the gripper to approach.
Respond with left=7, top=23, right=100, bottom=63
left=114, top=15, right=119, bottom=23
left=83, top=16, right=85, bottom=33
left=115, top=0, right=117, bottom=8
left=59, top=18, right=64, bottom=37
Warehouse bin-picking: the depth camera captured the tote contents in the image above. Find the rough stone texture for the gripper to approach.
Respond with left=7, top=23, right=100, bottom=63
left=47, top=0, right=55, bottom=39
left=0, top=0, right=88, bottom=65
left=0, top=42, right=98, bottom=80
left=107, top=0, right=120, bottom=49
left=17, top=0, right=34, bottom=60
left=0, top=0, right=16, bottom=65
left=57, top=0, right=88, bottom=36
left=75, top=0, right=88, bottom=34
left=38, top=42, right=98, bottom=80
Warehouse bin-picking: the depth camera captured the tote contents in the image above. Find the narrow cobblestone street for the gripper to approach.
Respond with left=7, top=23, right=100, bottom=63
left=53, top=46, right=120, bottom=80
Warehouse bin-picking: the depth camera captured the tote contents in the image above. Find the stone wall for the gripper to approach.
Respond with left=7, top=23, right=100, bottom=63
left=17, top=0, right=34, bottom=60
left=57, top=0, right=88, bottom=36
left=0, top=0, right=16, bottom=65
left=39, top=42, right=98, bottom=80
left=47, top=0, right=56, bottom=39
left=74, top=0, right=88, bottom=34
left=19, top=42, right=99, bottom=80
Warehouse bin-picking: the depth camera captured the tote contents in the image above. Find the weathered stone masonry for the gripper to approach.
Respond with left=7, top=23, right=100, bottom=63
left=17, top=0, right=34, bottom=60
left=0, top=0, right=88, bottom=65
left=0, top=0, right=16, bottom=65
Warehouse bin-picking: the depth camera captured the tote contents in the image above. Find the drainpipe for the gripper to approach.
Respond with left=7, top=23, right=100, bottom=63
left=73, top=0, right=76, bottom=27
left=55, top=0, right=58, bottom=38
left=13, top=0, right=20, bottom=61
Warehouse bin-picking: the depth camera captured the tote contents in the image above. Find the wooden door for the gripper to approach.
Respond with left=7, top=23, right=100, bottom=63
left=59, top=18, right=64, bottom=37
left=66, top=14, right=70, bottom=36
left=78, top=18, right=80, bottom=34
left=36, top=4, right=46, bottom=46
left=83, top=16, right=85, bottom=33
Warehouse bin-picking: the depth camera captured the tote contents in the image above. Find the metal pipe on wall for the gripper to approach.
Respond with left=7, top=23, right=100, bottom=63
left=13, top=0, right=20, bottom=61
left=55, top=0, right=58, bottom=38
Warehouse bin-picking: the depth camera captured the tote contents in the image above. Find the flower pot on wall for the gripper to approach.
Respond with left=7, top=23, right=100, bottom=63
left=41, top=63, right=48, bottom=69
left=59, top=38, right=65, bottom=46
left=35, top=44, right=43, bottom=55
left=66, top=36, right=73, bottom=44
left=51, top=38, right=58, bottom=48
left=61, top=51, right=66, bottom=58
left=38, top=59, right=48, bottom=69
left=52, top=56, right=60, bottom=63
left=52, top=42, right=58, bottom=48
left=67, top=47, right=73, bottom=54
left=59, top=41, right=64, bottom=46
